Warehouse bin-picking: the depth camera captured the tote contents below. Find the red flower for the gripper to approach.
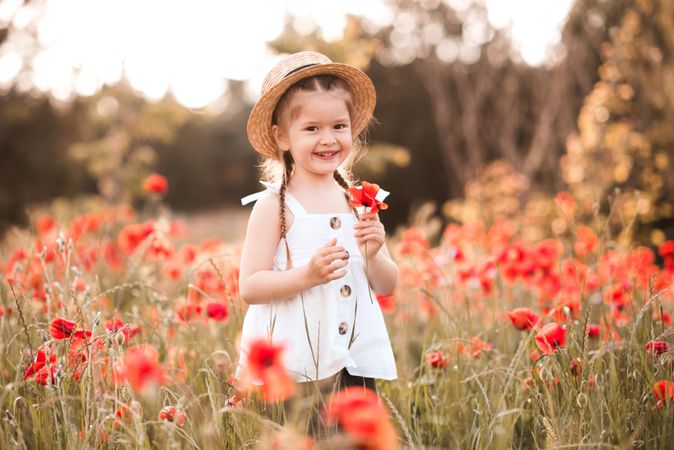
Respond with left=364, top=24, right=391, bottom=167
left=653, top=380, right=674, bottom=407
left=117, top=221, right=156, bottom=255
left=49, top=317, right=76, bottom=340
left=554, top=192, right=576, bottom=217
left=506, top=307, right=542, bottom=331
left=206, top=302, right=229, bottom=321
left=36, top=215, right=56, bottom=235
left=175, top=301, right=202, bottom=323
left=535, top=322, right=567, bottom=355
left=105, top=318, right=141, bottom=344
left=569, top=358, right=582, bottom=377
left=375, top=293, right=396, bottom=313
left=646, top=340, right=670, bottom=356
left=586, top=324, right=600, bottom=338
left=158, top=405, right=186, bottom=427
left=143, top=173, right=169, bottom=195
left=115, top=344, right=165, bottom=393
left=35, top=365, right=58, bottom=385
left=574, top=225, right=599, bottom=257
left=23, top=345, right=57, bottom=380
left=468, top=337, right=491, bottom=358
left=240, top=338, right=295, bottom=402
left=323, top=386, right=398, bottom=450
left=659, top=241, right=674, bottom=259
left=425, top=351, right=448, bottom=368
left=347, top=181, right=389, bottom=214
left=395, top=227, right=429, bottom=257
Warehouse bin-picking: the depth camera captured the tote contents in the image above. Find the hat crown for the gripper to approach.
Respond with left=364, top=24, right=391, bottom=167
left=261, top=51, right=334, bottom=96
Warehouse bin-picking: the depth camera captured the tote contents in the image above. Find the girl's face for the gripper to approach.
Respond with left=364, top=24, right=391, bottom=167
left=272, top=89, right=353, bottom=182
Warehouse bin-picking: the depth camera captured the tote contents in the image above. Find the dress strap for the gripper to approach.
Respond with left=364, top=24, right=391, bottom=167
left=240, top=181, right=307, bottom=218
left=283, top=192, right=308, bottom=217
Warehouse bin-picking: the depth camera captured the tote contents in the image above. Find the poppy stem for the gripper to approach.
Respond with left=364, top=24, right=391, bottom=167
left=364, top=242, right=373, bottom=304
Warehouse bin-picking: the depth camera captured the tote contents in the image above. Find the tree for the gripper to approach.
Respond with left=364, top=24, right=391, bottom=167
left=367, top=0, right=631, bottom=200
left=561, top=0, right=674, bottom=245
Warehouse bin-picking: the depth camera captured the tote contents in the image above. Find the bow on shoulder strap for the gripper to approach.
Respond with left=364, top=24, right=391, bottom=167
left=240, top=181, right=281, bottom=206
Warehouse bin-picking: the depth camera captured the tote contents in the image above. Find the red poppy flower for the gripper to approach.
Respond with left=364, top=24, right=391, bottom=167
left=117, top=221, right=156, bottom=255
left=36, top=215, right=56, bottom=235
left=574, top=225, right=599, bottom=257
left=73, top=329, right=92, bottom=340
left=646, top=340, right=670, bottom=356
left=535, top=322, right=567, bottom=355
left=49, top=317, right=76, bottom=340
left=23, top=345, right=57, bottom=380
left=469, top=337, right=492, bottom=358
left=158, top=405, right=186, bottom=427
left=506, top=307, right=542, bottom=331
left=206, top=302, right=229, bottom=321
left=375, top=293, right=396, bottom=313
left=586, top=324, right=600, bottom=338
left=395, top=227, right=429, bottom=257
left=241, top=339, right=295, bottom=402
left=425, top=350, right=448, bottom=368
left=347, top=181, right=389, bottom=214
left=35, top=365, right=58, bottom=385
left=653, top=380, right=674, bottom=407
left=569, top=358, right=582, bottom=377
left=105, top=318, right=141, bottom=344
left=323, top=386, right=398, bottom=450
left=115, top=344, right=166, bottom=393
left=658, top=241, right=674, bottom=259
left=175, top=301, right=203, bottom=323
left=530, top=350, right=541, bottom=362
left=143, top=173, right=169, bottom=195
left=554, top=191, right=576, bottom=218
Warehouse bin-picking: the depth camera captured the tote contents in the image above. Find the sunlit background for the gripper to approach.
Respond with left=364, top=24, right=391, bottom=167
left=0, top=0, right=573, bottom=109
left=1, top=0, right=671, bottom=249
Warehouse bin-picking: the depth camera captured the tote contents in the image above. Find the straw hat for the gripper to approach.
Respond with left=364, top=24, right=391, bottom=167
left=247, top=51, right=377, bottom=158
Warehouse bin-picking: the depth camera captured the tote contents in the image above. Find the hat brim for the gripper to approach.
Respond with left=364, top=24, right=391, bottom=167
left=247, top=63, right=376, bottom=158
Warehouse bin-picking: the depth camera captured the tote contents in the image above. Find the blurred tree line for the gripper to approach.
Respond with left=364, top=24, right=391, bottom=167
left=1, top=0, right=672, bottom=246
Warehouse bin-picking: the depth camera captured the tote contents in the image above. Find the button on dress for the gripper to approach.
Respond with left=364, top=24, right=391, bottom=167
left=235, top=181, right=398, bottom=383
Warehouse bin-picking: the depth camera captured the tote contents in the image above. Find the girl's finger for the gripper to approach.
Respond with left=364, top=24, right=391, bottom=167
left=355, top=229, right=383, bottom=239
left=325, top=252, right=348, bottom=264
left=356, top=225, right=383, bottom=234
left=319, top=244, right=344, bottom=257
left=320, top=238, right=338, bottom=249
left=359, top=233, right=384, bottom=243
left=327, top=269, right=347, bottom=280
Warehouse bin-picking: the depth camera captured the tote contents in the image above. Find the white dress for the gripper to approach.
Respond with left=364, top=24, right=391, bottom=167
left=235, top=181, right=398, bottom=383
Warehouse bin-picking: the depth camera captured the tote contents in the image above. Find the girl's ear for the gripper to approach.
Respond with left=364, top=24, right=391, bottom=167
left=271, top=124, right=289, bottom=152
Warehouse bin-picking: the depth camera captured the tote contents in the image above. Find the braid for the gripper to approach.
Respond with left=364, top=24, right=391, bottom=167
left=279, top=151, right=294, bottom=269
left=334, top=170, right=360, bottom=220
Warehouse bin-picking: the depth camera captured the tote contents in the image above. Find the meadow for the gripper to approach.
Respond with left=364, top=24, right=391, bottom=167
left=1, top=186, right=674, bottom=450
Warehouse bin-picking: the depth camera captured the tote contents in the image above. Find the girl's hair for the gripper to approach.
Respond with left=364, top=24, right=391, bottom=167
left=260, top=74, right=370, bottom=269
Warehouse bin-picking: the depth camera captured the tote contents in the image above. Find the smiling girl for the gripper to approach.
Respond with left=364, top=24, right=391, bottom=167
left=235, top=51, right=398, bottom=396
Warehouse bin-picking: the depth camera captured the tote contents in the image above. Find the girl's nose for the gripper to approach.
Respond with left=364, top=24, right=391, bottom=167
left=319, top=135, right=337, bottom=146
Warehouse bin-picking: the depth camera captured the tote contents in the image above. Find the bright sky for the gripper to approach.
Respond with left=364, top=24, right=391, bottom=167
left=0, top=0, right=575, bottom=109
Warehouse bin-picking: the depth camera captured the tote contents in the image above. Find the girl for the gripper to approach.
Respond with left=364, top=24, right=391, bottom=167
left=236, top=51, right=398, bottom=394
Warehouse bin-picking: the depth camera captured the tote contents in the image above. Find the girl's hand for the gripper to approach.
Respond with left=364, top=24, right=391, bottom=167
left=304, top=238, right=348, bottom=287
left=354, top=212, right=385, bottom=259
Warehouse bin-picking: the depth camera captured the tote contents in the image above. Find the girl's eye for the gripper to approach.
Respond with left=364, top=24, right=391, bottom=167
left=335, top=123, right=349, bottom=129
left=305, top=126, right=317, bottom=132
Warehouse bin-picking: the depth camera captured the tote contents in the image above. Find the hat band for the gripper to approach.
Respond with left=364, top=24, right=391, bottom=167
left=283, top=63, right=319, bottom=78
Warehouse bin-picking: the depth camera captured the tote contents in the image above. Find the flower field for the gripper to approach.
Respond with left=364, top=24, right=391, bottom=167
left=2, top=191, right=674, bottom=449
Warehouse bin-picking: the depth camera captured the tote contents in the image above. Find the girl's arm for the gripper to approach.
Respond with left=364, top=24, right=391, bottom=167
left=365, top=243, right=398, bottom=295
left=354, top=213, right=398, bottom=295
left=239, top=193, right=349, bottom=305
